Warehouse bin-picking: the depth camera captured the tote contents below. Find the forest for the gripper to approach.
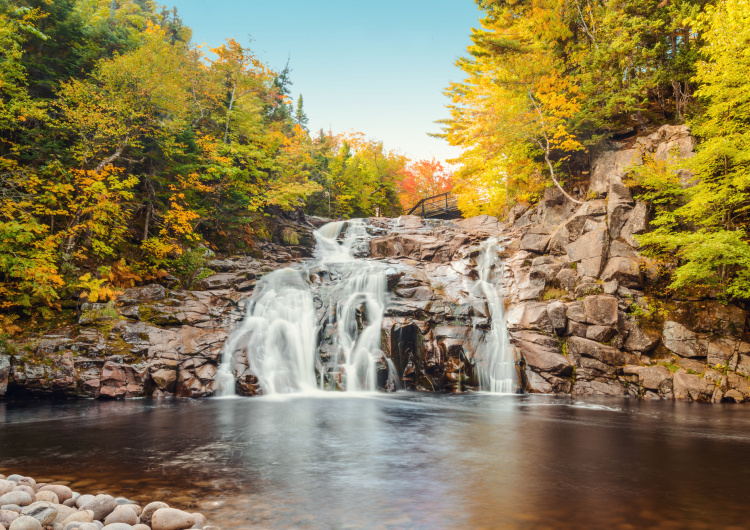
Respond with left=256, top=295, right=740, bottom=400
left=441, top=0, right=750, bottom=300
left=0, top=0, right=455, bottom=328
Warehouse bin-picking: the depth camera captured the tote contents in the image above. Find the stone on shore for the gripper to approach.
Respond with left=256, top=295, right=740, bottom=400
left=150, top=508, right=195, bottom=530
left=103, top=506, right=138, bottom=526
left=20, top=502, right=57, bottom=526
left=8, top=516, right=42, bottom=530
left=0, top=493, right=31, bottom=508
left=79, top=495, right=117, bottom=521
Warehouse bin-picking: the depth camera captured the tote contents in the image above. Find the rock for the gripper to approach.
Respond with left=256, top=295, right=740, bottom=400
left=586, top=325, right=616, bottom=342
left=118, top=284, right=167, bottom=306
left=62, top=511, right=94, bottom=525
left=506, top=302, right=553, bottom=333
left=79, top=495, right=117, bottom=521
left=38, top=486, right=73, bottom=504
left=75, top=496, right=95, bottom=509
left=627, top=365, right=672, bottom=392
left=583, top=295, right=619, bottom=326
left=529, top=256, right=563, bottom=282
left=566, top=228, right=609, bottom=277
left=0, top=494, right=31, bottom=508
left=663, top=321, right=708, bottom=358
left=574, top=282, right=603, bottom=298
left=556, top=268, right=578, bottom=291
left=188, top=513, right=207, bottom=529
left=567, top=336, right=637, bottom=366
left=103, top=506, right=137, bottom=527
left=150, top=508, right=195, bottom=530
left=590, top=148, right=642, bottom=194
left=566, top=301, right=586, bottom=323
left=0, top=507, right=21, bottom=514
left=607, top=183, right=634, bottom=239
left=0, top=511, right=19, bottom=527
left=673, top=371, right=714, bottom=402
left=8, top=516, right=42, bottom=530
left=20, top=502, right=56, bottom=526
left=621, top=202, right=649, bottom=248
left=51, top=505, right=77, bottom=525
left=34, top=492, right=58, bottom=504
left=0, top=483, right=13, bottom=496
left=140, top=503, right=168, bottom=526
left=150, top=369, right=177, bottom=392
left=723, top=389, right=745, bottom=403
left=547, top=301, right=567, bottom=336
left=101, top=524, right=134, bottom=530
left=600, top=257, right=642, bottom=289
left=519, top=232, right=550, bottom=254
left=133, top=526, right=150, bottom=530
left=511, top=331, right=573, bottom=377
left=11, top=489, right=33, bottom=500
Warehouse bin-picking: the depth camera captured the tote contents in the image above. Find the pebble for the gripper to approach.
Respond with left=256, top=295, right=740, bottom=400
left=140, top=502, right=168, bottom=525
left=101, top=525, right=133, bottom=530
left=132, top=526, right=150, bottom=530
left=38, top=486, right=73, bottom=504
left=15, top=480, right=34, bottom=492
left=20, top=502, right=57, bottom=525
left=120, top=505, right=141, bottom=517
left=62, top=510, right=94, bottom=526
left=0, top=511, right=19, bottom=526
left=0, top=483, right=14, bottom=496
left=0, top=493, right=31, bottom=508
left=34, top=491, right=58, bottom=504
left=76, top=495, right=95, bottom=509
left=79, top=495, right=117, bottom=521
left=77, top=525, right=100, bottom=530
left=151, top=508, right=195, bottom=530
left=51, top=504, right=78, bottom=525
left=8, top=516, right=42, bottom=530
left=8, top=489, right=32, bottom=500
left=190, top=512, right=207, bottom=528
left=103, top=506, right=137, bottom=526
left=5, top=477, right=22, bottom=484
left=62, top=499, right=77, bottom=508
left=0, top=507, right=21, bottom=514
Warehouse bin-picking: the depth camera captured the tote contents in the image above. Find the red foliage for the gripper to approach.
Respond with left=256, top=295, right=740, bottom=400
left=398, top=158, right=454, bottom=210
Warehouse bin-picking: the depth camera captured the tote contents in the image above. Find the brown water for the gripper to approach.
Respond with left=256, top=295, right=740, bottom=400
left=1, top=394, right=749, bottom=529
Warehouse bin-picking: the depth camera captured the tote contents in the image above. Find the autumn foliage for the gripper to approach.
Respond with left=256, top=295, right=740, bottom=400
left=397, top=159, right=454, bottom=211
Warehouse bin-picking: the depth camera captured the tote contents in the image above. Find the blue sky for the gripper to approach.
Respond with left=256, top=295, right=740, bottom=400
left=172, top=0, right=481, bottom=165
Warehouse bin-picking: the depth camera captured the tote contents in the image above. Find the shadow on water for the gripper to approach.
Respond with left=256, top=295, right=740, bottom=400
left=1, top=394, right=750, bottom=529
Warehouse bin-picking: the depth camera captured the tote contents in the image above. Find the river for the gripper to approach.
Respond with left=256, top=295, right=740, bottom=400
left=1, top=394, right=748, bottom=529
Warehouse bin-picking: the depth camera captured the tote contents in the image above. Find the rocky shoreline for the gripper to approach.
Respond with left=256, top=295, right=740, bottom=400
left=0, top=473, right=213, bottom=530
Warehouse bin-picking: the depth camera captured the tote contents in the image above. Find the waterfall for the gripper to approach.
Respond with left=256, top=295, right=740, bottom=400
left=217, top=219, right=389, bottom=396
left=474, top=238, right=517, bottom=393
left=215, top=268, right=318, bottom=397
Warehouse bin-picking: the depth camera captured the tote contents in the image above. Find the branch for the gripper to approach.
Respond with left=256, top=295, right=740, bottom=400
left=574, top=0, right=599, bottom=50
left=95, top=136, right=129, bottom=174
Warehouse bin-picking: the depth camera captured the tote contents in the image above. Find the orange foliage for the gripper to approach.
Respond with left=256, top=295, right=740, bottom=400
left=397, top=158, right=454, bottom=210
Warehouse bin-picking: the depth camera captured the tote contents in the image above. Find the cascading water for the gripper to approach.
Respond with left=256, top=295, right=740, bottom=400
left=473, top=237, right=517, bottom=393
left=215, top=268, right=318, bottom=397
left=217, top=219, right=390, bottom=396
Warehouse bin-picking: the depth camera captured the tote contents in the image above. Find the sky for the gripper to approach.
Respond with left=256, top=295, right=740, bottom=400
left=172, top=0, right=482, bottom=165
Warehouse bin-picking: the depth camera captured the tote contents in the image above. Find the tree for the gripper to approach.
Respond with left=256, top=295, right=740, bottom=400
left=398, top=158, right=453, bottom=210
left=295, top=94, right=309, bottom=131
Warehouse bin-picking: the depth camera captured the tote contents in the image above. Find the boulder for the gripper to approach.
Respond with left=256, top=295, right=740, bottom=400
left=589, top=148, right=642, bottom=195
left=506, top=303, right=553, bottom=333
left=567, top=336, right=637, bottom=366
left=607, top=183, right=635, bottom=239
left=624, top=365, right=672, bottom=392
left=621, top=202, right=649, bottom=248
left=673, top=371, right=714, bottom=402
left=583, top=296, right=619, bottom=326
left=118, top=284, right=167, bottom=306
left=586, top=326, right=616, bottom=342
left=529, top=256, right=563, bottom=282
left=150, top=508, right=194, bottom=530
left=663, top=321, right=708, bottom=358
left=0, top=356, right=9, bottom=396
left=511, top=331, right=573, bottom=377
left=566, top=228, right=609, bottom=277
left=519, top=233, right=550, bottom=254
left=547, top=301, right=567, bottom=336
left=555, top=268, right=578, bottom=291
left=600, top=257, right=642, bottom=289
left=622, top=318, right=659, bottom=353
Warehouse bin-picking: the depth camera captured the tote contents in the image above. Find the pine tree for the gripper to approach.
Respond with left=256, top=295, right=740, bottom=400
left=295, top=94, right=309, bottom=131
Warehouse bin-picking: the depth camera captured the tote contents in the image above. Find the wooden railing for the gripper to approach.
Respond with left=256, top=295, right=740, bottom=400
left=406, top=192, right=461, bottom=218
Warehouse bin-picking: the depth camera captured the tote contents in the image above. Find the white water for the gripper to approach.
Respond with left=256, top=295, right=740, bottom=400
left=474, top=238, right=517, bottom=393
left=215, top=268, right=317, bottom=397
left=218, top=219, right=389, bottom=396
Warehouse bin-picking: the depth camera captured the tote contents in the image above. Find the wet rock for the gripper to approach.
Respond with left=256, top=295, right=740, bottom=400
left=583, top=295, right=619, bottom=326
left=150, top=508, right=194, bottom=530
left=0, top=356, right=9, bottom=396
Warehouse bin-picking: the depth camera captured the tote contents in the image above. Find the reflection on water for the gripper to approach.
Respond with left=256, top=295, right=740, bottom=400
left=1, top=395, right=749, bottom=529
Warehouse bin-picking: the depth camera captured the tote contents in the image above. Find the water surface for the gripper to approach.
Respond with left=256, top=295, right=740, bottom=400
left=1, top=394, right=748, bottom=529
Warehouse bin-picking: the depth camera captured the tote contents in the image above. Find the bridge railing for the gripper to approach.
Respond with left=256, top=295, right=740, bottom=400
left=406, top=192, right=459, bottom=217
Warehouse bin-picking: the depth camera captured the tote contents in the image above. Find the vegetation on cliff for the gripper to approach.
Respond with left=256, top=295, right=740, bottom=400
left=441, top=0, right=750, bottom=299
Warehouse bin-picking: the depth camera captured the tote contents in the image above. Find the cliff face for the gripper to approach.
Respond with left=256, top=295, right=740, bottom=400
left=2, top=125, right=749, bottom=403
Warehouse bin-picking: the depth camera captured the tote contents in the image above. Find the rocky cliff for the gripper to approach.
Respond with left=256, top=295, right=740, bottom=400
left=2, top=125, right=750, bottom=403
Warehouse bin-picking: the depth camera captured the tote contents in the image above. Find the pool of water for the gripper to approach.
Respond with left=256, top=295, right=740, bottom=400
left=1, top=393, right=749, bottom=529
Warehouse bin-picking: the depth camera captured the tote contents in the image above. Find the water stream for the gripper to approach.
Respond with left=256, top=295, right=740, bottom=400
left=218, top=218, right=518, bottom=396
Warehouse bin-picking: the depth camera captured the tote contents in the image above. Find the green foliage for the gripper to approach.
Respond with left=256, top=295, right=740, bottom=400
left=171, top=249, right=213, bottom=290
